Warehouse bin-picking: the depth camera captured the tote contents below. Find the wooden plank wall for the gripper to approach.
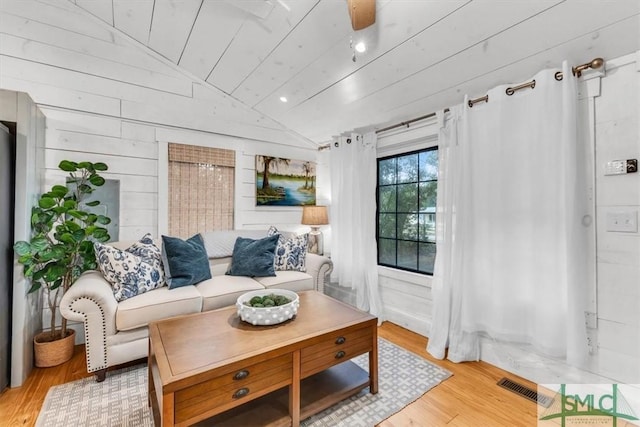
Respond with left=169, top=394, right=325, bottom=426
left=590, top=54, right=640, bottom=383
left=0, top=90, right=46, bottom=387
left=0, top=0, right=324, bottom=348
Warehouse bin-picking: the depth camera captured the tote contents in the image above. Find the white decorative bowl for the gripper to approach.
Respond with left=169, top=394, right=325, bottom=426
left=236, top=289, right=300, bottom=326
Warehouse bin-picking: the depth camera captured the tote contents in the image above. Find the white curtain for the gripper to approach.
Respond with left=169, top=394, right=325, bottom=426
left=330, top=132, right=383, bottom=317
left=428, top=61, right=589, bottom=365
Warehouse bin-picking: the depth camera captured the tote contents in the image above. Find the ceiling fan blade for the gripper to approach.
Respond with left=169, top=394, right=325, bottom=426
left=347, top=0, right=376, bottom=31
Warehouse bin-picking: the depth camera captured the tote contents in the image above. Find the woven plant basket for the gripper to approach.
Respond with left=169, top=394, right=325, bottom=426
left=34, top=329, right=75, bottom=368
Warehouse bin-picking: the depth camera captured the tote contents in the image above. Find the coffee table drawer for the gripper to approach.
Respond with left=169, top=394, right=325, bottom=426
left=301, top=328, right=373, bottom=378
left=174, top=353, right=293, bottom=424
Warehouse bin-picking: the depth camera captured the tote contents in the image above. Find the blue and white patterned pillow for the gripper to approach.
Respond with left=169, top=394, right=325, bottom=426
left=95, top=234, right=165, bottom=302
left=268, top=226, right=308, bottom=272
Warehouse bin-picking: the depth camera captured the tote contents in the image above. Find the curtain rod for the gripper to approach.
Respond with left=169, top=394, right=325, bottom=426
left=468, top=57, right=604, bottom=108
left=319, top=57, right=604, bottom=149
left=375, top=111, right=440, bottom=134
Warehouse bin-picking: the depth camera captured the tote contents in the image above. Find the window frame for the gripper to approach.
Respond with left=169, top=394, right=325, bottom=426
left=376, top=146, right=438, bottom=276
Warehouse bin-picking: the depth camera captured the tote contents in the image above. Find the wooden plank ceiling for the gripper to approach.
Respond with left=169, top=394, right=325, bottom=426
left=71, top=0, right=640, bottom=145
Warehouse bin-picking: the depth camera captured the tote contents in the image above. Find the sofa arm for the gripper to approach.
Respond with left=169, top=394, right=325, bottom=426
left=305, top=253, right=333, bottom=293
left=60, top=270, right=118, bottom=373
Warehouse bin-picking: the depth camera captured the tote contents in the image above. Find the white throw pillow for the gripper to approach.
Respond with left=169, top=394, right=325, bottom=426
left=94, top=233, right=165, bottom=302
left=268, top=226, right=308, bottom=272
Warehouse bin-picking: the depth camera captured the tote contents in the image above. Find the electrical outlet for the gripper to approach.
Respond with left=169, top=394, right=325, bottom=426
left=606, top=211, right=638, bottom=233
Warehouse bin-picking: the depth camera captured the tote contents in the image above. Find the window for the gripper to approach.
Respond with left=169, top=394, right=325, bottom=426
left=377, top=147, right=438, bottom=274
left=168, top=143, right=235, bottom=237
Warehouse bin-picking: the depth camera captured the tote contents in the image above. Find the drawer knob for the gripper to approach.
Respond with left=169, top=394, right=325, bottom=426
left=335, top=350, right=346, bottom=359
left=233, top=387, right=250, bottom=399
left=335, top=336, right=346, bottom=345
left=233, top=370, right=249, bottom=380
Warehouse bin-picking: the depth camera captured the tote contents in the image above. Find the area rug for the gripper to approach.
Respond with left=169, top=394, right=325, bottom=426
left=36, top=338, right=451, bottom=427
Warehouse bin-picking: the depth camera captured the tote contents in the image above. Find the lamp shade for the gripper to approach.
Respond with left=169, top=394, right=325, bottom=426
left=301, top=205, right=328, bottom=226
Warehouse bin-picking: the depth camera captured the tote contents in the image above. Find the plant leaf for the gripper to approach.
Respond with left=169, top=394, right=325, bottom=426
left=72, top=229, right=85, bottom=242
left=63, top=199, right=77, bottom=210
left=38, top=197, right=56, bottom=209
left=64, top=221, right=81, bottom=232
left=58, top=160, right=77, bottom=172
left=52, top=206, right=68, bottom=215
left=85, top=200, right=100, bottom=207
left=59, top=233, right=74, bottom=244
left=13, top=241, right=31, bottom=256
left=96, top=215, right=111, bottom=225
left=78, top=184, right=93, bottom=194
left=93, top=228, right=109, bottom=242
left=43, top=262, right=67, bottom=283
left=28, top=281, right=41, bottom=293
left=30, top=237, right=49, bottom=252
left=93, top=162, right=108, bottom=171
left=50, top=185, right=68, bottom=198
left=77, top=161, right=92, bottom=170
left=89, top=175, right=105, bottom=186
left=67, top=210, right=85, bottom=220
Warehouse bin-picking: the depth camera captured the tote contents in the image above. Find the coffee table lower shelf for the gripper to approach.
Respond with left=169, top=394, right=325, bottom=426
left=151, top=360, right=370, bottom=427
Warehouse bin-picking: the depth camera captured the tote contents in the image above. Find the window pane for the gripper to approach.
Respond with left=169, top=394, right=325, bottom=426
left=379, top=238, right=396, bottom=265
left=376, top=147, right=437, bottom=276
left=397, top=154, right=418, bottom=183
left=397, top=183, right=417, bottom=212
left=419, top=182, right=437, bottom=211
left=419, top=150, right=438, bottom=181
left=378, top=213, right=396, bottom=239
left=418, top=243, right=436, bottom=274
left=379, top=158, right=396, bottom=185
left=397, top=241, right=417, bottom=270
left=398, top=213, right=417, bottom=240
left=378, top=186, right=396, bottom=212
left=419, top=214, right=436, bottom=242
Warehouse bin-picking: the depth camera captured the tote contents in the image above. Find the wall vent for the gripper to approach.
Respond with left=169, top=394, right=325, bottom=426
left=497, top=377, right=554, bottom=408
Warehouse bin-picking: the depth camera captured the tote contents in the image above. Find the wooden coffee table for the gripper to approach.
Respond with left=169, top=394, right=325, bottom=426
left=148, top=290, right=378, bottom=426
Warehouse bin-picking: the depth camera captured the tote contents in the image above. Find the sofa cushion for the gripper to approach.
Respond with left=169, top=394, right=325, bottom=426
left=268, top=226, right=308, bottom=272
left=162, top=233, right=211, bottom=289
left=208, top=257, right=232, bottom=276
left=95, top=235, right=165, bottom=302
left=116, top=286, right=202, bottom=331
left=202, top=229, right=269, bottom=258
left=226, top=235, right=279, bottom=277
left=196, top=275, right=265, bottom=312
left=254, top=271, right=314, bottom=293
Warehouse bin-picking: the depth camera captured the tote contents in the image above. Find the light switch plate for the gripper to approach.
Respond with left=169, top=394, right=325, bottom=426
left=604, top=160, right=626, bottom=175
left=606, top=211, right=638, bottom=233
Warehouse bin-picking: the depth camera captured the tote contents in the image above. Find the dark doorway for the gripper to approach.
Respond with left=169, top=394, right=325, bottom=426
left=0, top=121, right=16, bottom=392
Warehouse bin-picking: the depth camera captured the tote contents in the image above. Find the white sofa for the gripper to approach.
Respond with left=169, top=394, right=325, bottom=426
left=60, top=230, right=333, bottom=381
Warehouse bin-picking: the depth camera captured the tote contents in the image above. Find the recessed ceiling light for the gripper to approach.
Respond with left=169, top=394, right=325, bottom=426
left=355, top=42, right=366, bottom=53
left=279, top=96, right=288, bottom=103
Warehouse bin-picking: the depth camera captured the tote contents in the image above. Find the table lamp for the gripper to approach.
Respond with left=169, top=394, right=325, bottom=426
left=301, top=205, right=328, bottom=255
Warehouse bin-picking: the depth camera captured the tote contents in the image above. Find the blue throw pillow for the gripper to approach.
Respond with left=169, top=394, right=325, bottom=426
left=226, top=234, right=279, bottom=277
left=161, top=233, right=211, bottom=289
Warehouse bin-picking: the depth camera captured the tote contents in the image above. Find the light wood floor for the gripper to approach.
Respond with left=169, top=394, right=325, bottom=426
left=0, top=322, right=541, bottom=426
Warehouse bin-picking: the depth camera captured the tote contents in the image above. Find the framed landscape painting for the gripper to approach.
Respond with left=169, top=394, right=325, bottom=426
left=256, top=155, right=316, bottom=206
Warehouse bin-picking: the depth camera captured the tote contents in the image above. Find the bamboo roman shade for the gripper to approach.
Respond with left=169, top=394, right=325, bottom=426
left=168, top=143, right=235, bottom=238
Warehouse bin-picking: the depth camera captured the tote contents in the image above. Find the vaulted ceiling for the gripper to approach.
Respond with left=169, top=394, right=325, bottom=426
left=72, top=0, right=640, bottom=144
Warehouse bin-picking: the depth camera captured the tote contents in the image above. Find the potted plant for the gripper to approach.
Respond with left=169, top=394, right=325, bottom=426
left=13, top=160, right=111, bottom=367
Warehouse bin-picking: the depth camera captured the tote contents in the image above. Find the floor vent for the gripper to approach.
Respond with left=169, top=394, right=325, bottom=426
left=497, top=377, right=554, bottom=408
